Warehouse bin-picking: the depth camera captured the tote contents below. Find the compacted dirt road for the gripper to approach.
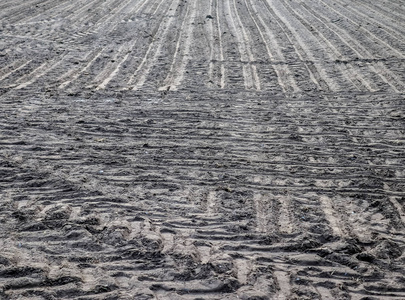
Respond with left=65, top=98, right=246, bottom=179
left=1, top=0, right=405, bottom=299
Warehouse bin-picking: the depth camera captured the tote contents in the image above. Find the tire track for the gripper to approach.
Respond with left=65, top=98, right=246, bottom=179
left=253, top=193, right=276, bottom=234
left=57, top=0, right=161, bottom=90
left=207, top=0, right=225, bottom=89
left=318, top=0, right=405, bottom=59
left=4, top=0, right=66, bottom=24
left=0, top=0, right=18, bottom=11
left=159, top=0, right=197, bottom=91
left=92, top=43, right=130, bottom=90
left=244, top=0, right=299, bottom=93
left=258, top=0, right=332, bottom=93
left=85, top=0, right=139, bottom=35
left=224, top=0, right=260, bottom=90
left=273, top=267, right=291, bottom=300
left=0, top=0, right=51, bottom=22
left=95, top=0, right=166, bottom=90
left=343, top=0, right=405, bottom=39
left=75, top=0, right=125, bottom=33
left=360, top=0, right=405, bottom=27
left=0, top=60, right=32, bottom=84
left=96, top=47, right=131, bottom=90
left=323, top=0, right=405, bottom=56
left=13, top=0, right=73, bottom=25
left=223, top=0, right=251, bottom=90
left=281, top=0, right=381, bottom=92
left=1, top=61, right=45, bottom=89
left=14, top=58, right=64, bottom=90
left=141, top=0, right=190, bottom=91
left=129, top=0, right=182, bottom=90
left=265, top=0, right=351, bottom=92
left=277, top=193, right=295, bottom=235
left=64, top=0, right=105, bottom=24
left=58, top=49, right=104, bottom=89
left=299, top=1, right=405, bottom=92
left=143, top=0, right=164, bottom=15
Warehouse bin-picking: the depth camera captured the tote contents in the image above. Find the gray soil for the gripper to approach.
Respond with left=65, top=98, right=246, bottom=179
left=1, top=0, right=405, bottom=299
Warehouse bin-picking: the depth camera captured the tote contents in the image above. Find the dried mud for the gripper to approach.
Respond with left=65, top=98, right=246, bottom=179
left=1, top=0, right=405, bottom=299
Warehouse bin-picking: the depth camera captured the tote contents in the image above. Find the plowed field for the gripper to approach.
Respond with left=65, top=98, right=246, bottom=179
left=1, top=0, right=405, bottom=299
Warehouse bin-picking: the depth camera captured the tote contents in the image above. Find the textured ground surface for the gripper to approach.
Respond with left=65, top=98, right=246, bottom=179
left=1, top=0, right=405, bottom=299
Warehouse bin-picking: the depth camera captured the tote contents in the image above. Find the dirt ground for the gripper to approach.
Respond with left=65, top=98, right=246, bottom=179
left=1, top=0, right=405, bottom=299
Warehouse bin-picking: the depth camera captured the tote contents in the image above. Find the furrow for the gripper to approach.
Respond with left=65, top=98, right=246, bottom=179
left=159, top=0, right=197, bottom=91
left=317, top=0, right=405, bottom=59
left=129, top=0, right=182, bottom=90
left=243, top=0, right=290, bottom=93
